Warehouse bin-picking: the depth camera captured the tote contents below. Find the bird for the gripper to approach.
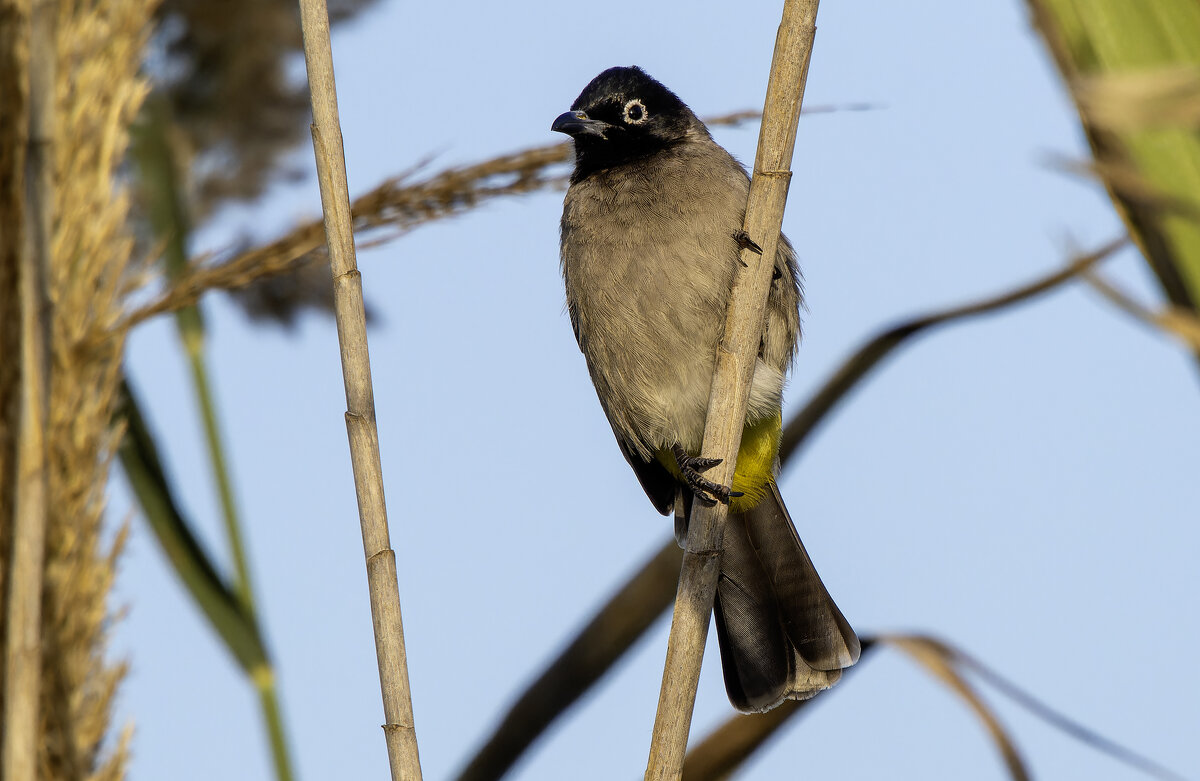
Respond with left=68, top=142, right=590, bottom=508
left=552, top=65, right=859, bottom=713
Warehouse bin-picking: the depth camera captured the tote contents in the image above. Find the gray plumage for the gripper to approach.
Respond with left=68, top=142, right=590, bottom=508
left=554, top=66, right=858, bottom=712
left=561, top=130, right=798, bottom=461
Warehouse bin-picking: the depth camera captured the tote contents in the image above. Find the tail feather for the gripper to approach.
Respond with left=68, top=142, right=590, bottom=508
left=712, top=484, right=859, bottom=712
left=744, top=483, right=860, bottom=669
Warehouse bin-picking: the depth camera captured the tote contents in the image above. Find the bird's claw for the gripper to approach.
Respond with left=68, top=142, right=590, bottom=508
left=672, top=444, right=744, bottom=506
left=734, top=230, right=763, bottom=256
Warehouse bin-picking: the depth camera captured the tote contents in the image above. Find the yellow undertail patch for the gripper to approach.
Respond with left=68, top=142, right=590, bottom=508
left=656, top=410, right=781, bottom=514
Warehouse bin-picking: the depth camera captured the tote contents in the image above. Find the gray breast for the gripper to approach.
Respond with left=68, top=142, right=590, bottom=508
left=560, top=139, right=798, bottom=459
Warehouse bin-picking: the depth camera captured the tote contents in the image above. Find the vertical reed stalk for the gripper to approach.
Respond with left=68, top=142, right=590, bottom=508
left=3, top=0, right=53, bottom=777
left=295, top=2, right=422, bottom=778
left=644, top=1, right=821, bottom=777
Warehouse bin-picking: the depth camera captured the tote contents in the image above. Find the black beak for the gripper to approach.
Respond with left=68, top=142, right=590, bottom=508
left=551, top=110, right=611, bottom=139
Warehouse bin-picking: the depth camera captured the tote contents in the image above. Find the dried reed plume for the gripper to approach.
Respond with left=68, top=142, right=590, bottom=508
left=122, top=112, right=771, bottom=329
left=153, top=0, right=380, bottom=222
left=124, top=141, right=575, bottom=327
left=2, top=0, right=158, bottom=778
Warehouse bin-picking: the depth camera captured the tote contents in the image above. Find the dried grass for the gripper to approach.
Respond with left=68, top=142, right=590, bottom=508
left=122, top=111, right=769, bottom=328
left=10, top=0, right=157, bottom=778
left=125, top=141, right=574, bottom=326
left=153, top=0, right=379, bottom=221
left=0, top=0, right=32, bottom=618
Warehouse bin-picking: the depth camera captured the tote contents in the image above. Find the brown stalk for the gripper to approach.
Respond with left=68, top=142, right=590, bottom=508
left=681, top=641, right=878, bottom=780
left=296, top=0, right=422, bottom=778
left=1084, top=270, right=1200, bottom=350
left=0, top=7, right=24, bottom=578
left=0, top=0, right=159, bottom=778
left=644, top=2, right=821, bottom=777
left=4, top=0, right=53, bottom=778
left=883, top=635, right=1029, bottom=781
left=684, top=633, right=1186, bottom=781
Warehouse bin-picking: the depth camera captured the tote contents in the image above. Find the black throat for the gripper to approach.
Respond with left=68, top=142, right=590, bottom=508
left=569, top=132, right=687, bottom=183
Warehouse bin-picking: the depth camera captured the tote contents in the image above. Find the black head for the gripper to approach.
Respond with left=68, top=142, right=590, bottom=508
left=551, top=66, right=706, bottom=178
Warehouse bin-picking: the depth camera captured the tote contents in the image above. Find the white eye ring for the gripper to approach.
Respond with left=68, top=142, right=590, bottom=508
left=622, top=99, right=649, bottom=125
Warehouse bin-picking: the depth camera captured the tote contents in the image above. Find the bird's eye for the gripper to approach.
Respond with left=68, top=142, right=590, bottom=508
left=622, top=99, right=649, bottom=125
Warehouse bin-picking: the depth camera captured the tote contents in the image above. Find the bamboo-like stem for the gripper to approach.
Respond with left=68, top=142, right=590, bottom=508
left=296, top=2, right=423, bottom=779
left=644, top=2, right=820, bottom=777
left=3, top=0, right=53, bottom=779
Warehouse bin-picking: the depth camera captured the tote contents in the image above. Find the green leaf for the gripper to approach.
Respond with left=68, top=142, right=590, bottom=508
left=116, top=378, right=268, bottom=675
left=1030, top=0, right=1200, bottom=328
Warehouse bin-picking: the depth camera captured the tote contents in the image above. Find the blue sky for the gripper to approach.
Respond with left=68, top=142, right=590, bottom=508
left=112, top=1, right=1198, bottom=779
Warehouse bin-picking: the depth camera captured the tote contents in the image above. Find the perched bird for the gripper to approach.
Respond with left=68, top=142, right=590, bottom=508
left=552, top=66, right=859, bottom=712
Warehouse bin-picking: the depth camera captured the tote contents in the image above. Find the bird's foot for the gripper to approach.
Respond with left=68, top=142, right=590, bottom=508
left=672, top=443, right=744, bottom=506
left=734, top=230, right=763, bottom=256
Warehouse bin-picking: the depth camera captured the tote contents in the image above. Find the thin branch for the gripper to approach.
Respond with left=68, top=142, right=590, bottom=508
left=681, top=641, right=878, bottom=780
left=1084, top=270, right=1200, bottom=350
left=779, top=236, right=1127, bottom=462
left=645, top=2, right=822, bottom=777
left=3, top=0, right=54, bottom=778
left=883, top=635, right=1030, bottom=781
left=296, top=1, right=422, bottom=778
left=454, top=544, right=684, bottom=781
left=943, top=638, right=1189, bottom=781
left=687, top=634, right=1185, bottom=781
